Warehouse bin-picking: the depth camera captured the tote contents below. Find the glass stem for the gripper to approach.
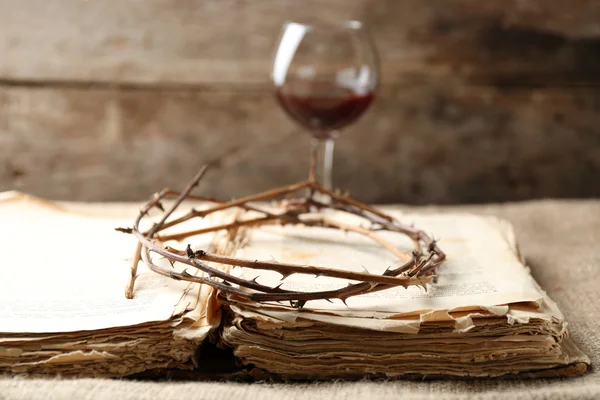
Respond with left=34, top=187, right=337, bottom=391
left=309, top=136, right=335, bottom=190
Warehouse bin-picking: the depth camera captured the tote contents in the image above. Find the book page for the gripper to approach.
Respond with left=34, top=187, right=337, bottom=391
left=232, top=211, right=544, bottom=316
left=0, top=192, right=212, bottom=333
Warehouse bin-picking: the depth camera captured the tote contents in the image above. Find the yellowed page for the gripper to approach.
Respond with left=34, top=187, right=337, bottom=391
left=0, top=192, right=211, bottom=333
left=232, top=211, right=544, bottom=315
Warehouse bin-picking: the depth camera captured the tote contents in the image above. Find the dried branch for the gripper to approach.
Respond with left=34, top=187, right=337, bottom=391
left=149, top=165, right=209, bottom=237
left=156, top=216, right=278, bottom=242
left=120, top=165, right=446, bottom=308
left=307, top=198, right=446, bottom=272
left=301, top=216, right=412, bottom=263
left=124, top=242, right=142, bottom=299
left=157, top=181, right=310, bottom=232
left=191, top=251, right=421, bottom=286
left=123, top=166, right=209, bottom=299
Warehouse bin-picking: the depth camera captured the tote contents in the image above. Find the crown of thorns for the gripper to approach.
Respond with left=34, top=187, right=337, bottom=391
left=119, top=165, right=446, bottom=308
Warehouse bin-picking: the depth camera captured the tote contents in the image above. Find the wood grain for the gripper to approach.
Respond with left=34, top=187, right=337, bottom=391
left=0, top=0, right=599, bottom=86
left=1, top=84, right=598, bottom=203
left=1, top=0, right=599, bottom=202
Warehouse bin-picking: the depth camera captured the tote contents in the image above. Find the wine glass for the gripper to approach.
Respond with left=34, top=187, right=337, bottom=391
left=271, top=20, right=379, bottom=192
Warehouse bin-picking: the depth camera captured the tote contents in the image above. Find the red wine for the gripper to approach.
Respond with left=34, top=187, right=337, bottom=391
left=275, top=83, right=374, bottom=137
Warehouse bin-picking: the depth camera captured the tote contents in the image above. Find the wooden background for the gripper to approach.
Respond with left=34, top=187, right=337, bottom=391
left=1, top=0, right=599, bottom=204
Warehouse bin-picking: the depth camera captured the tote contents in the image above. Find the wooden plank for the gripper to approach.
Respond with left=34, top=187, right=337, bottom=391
left=1, top=85, right=599, bottom=203
left=0, top=0, right=367, bottom=85
left=1, top=0, right=600, bottom=86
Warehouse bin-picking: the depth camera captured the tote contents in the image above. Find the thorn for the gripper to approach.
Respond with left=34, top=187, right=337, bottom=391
left=155, top=202, right=165, bottom=212
left=280, top=272, right=291, bottom=280
left=186, top=244, right=194, bottom=258
left=360, top=265, right=370, bottom=274
left=194, top=249, right=206, bottom=257
left=289, top=300, right=306, bottom=309
left=251, top=276, right=260, bottom=284
left=340, top=298, right=349, bottom=306
left=168, top=259, right=176, bottom=268
left=269, top=255, right=279, bottom=263
left=114, top=227, right=133, bottom=234
left=368, top=282, right=377, bottom=290
left=274, top=283, right=284, bottom=290
left=324, top=298, right=333, bottom=303
left=428, top=238, right=439, bottom=253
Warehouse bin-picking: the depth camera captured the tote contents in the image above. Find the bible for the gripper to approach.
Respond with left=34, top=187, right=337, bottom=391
left=0, top=191, right=590, bottom=379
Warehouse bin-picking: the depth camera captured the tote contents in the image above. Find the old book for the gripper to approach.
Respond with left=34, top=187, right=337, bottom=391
left=218, top=211, right=590, bottom=379
left=0, top=192, right=220, bottom=377
left=0, top=192, right=590, bottom=379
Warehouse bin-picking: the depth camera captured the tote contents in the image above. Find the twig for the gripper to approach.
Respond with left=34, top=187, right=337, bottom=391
left=310, top=197, right=446, bottom=269
left=123, top=166, right=208, bottom=298
left=148, top=165, right=209, bottom=237
left=192, top=251, right=420, bottom=286
left=156, top=180, right=310, bottom=232
left=312, top=183, right=393, bottom=222
left=156, top=216, right=278, bottom=242
left=302, top=216, right=412, bottom=263
left=124, top=242, right=142, bottom=299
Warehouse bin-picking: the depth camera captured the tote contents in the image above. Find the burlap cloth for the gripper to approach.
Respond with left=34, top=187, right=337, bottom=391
left=1, top=199, right=598, bottom=400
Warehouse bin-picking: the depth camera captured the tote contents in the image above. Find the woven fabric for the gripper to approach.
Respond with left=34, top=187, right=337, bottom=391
left=1, top=199, right=599, bottom=400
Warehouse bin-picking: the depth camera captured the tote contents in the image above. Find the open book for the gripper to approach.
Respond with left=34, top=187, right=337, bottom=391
left=0, top=192, right=221, bottom=376
left=0, top=192, right=590, bottom=378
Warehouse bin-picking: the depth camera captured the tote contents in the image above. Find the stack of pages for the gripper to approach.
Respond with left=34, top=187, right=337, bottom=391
left=218, top=211, right=590, bottom=379
left=0, top=192, right=219, bottom=377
